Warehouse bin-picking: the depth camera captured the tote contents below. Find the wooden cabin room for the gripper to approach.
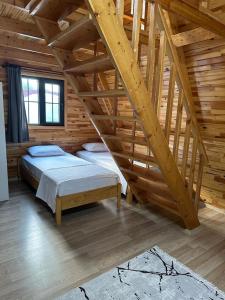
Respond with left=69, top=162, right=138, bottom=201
left=0, top=0, right=225, bottom=299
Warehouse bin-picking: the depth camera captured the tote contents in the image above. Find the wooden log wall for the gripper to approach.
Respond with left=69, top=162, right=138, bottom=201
left=1, top=64, right=99, bottom=178
left=0, top=0, right=224, bottom=210
left=184, top=36, right=225, bottom=209
left=103, top=38, right=225, bottom=209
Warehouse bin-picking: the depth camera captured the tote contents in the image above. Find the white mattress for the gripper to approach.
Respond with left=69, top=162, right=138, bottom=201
left=22, top=153, right=89, bottom=180
left=76, top=151, right=127, bottom=194
left=21, top=153, right=119, bottom=212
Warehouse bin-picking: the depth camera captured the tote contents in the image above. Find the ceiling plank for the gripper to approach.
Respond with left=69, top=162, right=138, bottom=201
left=155, top=0, right=225, bottom=39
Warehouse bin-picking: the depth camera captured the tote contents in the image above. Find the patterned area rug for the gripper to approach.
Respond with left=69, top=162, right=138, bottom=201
left=58, top=246, right=225, bottom=300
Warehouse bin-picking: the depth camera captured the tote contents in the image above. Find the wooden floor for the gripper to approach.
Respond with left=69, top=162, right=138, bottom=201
left=1, top=182, right=225, bottom=300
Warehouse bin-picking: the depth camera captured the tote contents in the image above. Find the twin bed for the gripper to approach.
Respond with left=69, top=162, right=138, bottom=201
left=20, top=144, right=126, bottom=224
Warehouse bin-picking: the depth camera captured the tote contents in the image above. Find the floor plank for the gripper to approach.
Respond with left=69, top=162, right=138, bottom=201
left=0, top=181, right=225, bottom=299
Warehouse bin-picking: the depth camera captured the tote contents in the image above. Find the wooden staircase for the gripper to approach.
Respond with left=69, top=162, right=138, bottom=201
left=28, top=0, right=209, bottom=229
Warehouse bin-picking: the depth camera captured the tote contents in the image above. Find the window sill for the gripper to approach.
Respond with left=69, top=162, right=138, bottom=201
left=28, top=125, right=65, bottom=130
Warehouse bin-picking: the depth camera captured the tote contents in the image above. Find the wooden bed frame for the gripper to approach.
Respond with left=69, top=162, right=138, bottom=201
left=19, top=162, right=121, bottom=225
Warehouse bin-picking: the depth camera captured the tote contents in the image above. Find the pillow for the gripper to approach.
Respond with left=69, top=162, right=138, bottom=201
left=27, top=145, right=65, bottom=157
left=82, top=143, right=108, bottom=152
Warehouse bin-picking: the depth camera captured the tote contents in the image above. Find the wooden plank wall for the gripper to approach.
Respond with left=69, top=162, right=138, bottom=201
left=184, top=36, right=225, bottom=209
left=103, top=44, right=225, bottom=209
left=1, top=65, right=99, bottom=178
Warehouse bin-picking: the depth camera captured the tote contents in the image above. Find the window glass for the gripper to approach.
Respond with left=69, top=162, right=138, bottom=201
left=44, top=83, right=61, bottom=124
left=22, top=76, right=64, bottom=126
left=22, top=77, right=39, bottom=125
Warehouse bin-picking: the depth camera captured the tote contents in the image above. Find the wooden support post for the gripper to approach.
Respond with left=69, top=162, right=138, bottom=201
left=116, top=0, right=125, bottom=23
left=126, top=185, right=133, bottom=204
left=55, top=197, right=62, bottom=225
left=173, top=90, right=184, bottom=162
left=131, top=0, right=142, bottom=167
left=165, top=62, right=176, bottom=141
left=131, top=0, right=143, bottom=61
left=188, top=136, right=198, bottom=199
left=194, top=155, right=204, bottom=211
left=117, top=183, right=122, bottom=209
left=181, top=120, right=191, bottom=179
left=155, top=30, right=166, bottom=116
left=146, top=2, right=156, bottom=102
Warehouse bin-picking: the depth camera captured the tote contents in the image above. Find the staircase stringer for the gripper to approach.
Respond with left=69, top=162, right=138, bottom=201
left=85, top=0, right=199, bottom=229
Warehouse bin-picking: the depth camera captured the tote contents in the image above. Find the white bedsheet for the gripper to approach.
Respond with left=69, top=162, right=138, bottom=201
left=22, top=153, right=92, bottom=180
left=22, top=154, right=119, bottom=212
left=76, top=151, right=127, bottom=194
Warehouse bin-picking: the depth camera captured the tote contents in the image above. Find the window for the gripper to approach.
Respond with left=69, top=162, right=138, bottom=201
left=22, top=76, right=64, bottom=126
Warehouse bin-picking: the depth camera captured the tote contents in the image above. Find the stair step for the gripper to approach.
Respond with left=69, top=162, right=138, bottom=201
left=111, top=150, right=155, bottom=165
left=64, top=55, right=113, bottom=74
left=101, top=134, right=147, bottom=145
left=132, top=179, right=178, bottom=215
left=121, top=164, right=164, bottom=183
left=48, top=16, right=99, bottom=50
left=132, top=177, right=171, bottom=199
left=31, top=0, right=85, bottom=19
left=78, top=89, right=127, bottom=98
left=92, top=115, right=138, bottom=122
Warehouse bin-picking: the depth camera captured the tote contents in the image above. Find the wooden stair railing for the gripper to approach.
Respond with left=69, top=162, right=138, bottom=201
left=28, top=0, right=207, bottom=229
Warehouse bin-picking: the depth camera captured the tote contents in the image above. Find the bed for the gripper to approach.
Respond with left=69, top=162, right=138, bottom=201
left=20, top=146, right=121, bottom=225
left=76, top=148, right=127, bottom=195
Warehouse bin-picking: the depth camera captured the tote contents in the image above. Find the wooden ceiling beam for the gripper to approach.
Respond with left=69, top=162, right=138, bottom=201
left=208, top=0, right=225, bottom=10
left=172, top=27, right=217, bottom=47
left=0, top=16, right=42, bottom=38
left=0, top=0, right=26, bottom=8
left=0, top=46, right=57, bottom=66
left=155, top=0, right=225, bottom=39
left=0, top=32, right=51, bottom=54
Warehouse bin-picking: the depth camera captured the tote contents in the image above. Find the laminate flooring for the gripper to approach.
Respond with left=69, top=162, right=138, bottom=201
left=0, top=181, right=225, bottom=299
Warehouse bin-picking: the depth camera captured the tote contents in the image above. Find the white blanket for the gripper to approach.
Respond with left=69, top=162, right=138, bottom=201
left=22, top=154, right=119, bottom=213
left=76, top=151, right=128, bottom=194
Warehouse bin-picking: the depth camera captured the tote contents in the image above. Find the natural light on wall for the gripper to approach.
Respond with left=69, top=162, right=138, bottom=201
left=131, top=0, right=146, bottom=30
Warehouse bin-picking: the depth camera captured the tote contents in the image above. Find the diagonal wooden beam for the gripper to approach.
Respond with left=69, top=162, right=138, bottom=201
left=155, top=0, right=225, bottom=39
left=85, top=0, right=199, bottom=229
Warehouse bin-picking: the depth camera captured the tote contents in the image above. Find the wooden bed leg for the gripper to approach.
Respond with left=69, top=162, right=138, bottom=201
left=126, top=186, right=133, bottom=204
left=56, top=197, right=62, bottom=225
left=117, top=183, right=121, bottom=210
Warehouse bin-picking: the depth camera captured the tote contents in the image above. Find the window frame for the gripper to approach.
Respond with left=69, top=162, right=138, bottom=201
left=22, top=75, right=65, bottom=127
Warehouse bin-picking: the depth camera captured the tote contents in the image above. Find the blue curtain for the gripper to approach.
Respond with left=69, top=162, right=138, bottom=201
left=6, top=64, right=29, bottom=143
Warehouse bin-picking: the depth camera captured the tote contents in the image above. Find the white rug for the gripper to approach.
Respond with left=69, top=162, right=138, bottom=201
left=58, top=246, right=225, bottom=300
